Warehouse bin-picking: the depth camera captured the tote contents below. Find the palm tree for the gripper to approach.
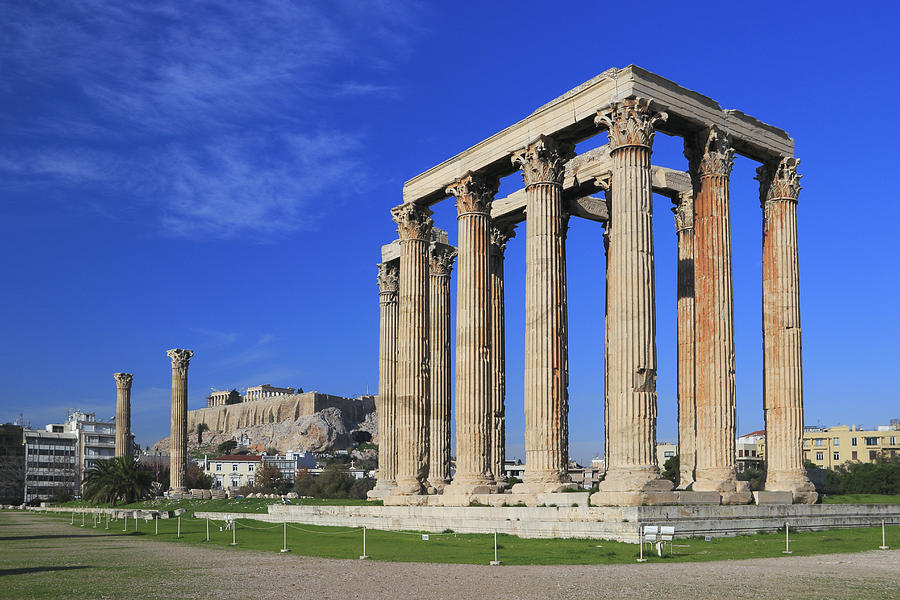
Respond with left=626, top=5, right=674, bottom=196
left=82, top=456, right=153, bottom=506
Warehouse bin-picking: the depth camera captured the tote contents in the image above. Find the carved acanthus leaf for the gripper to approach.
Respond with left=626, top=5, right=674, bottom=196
left=428, top=244, right=457, bottom=276
left=511, top=135, right=575, bottom=187
left=377, top=262, right=399, bottom=294
left=672, top=192, right=694, bottom=232
left=489, top=223, right=516, bottom=254
left=756, top=157, right=801, bottom=204
left=596, top=97, right=667, bottom=151
left=446, top=171, right=498, bottom=215
left=167, top=348, right=193, bottom=372
left=391, top=202, right=433, bottom=241
left=114, top=372, right=133, bottom=388
left=686, top=127, right=734, bottom=178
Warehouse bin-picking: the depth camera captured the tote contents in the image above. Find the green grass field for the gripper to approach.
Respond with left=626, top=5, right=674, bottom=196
left=27, top=509, right=897, bottom=565
left=821, top=494, right=900, bottom=504
left=53, top=496, right=380, bottom=514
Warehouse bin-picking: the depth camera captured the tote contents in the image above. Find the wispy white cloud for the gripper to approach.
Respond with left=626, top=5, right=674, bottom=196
left=0, top=0, right=425, bottom=238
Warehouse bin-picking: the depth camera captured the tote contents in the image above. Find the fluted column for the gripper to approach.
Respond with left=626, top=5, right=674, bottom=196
left=686, top=128, right=749, bottom=503
left=445, top=172, right=498, bottom=493
left=511, top=136, right=573, bottom=492
left=593, top=98, right=673, bottom=505
left=428, top=244, right=456, bottom=491
left=489, top=223, right=515, bottom=482
left=673, top=191, right=696, bottom=489
left=114, top=373, right=133, bottom=458
left=370, top=262, right=399, bottom=498
left=390, top=203, right=433, bottom=495
left=758, top=158, right=817, bottom=503
left=167, top=348, right=193, bottom=494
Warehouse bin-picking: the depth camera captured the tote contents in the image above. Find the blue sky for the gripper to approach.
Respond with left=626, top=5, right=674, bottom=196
left=1, top=1, right=898, bottom=465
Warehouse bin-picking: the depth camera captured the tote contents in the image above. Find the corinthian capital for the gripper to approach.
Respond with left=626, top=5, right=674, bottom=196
left=672, top=192, right=694, bottom=233
left=428, top=243, right=457, bottom=276
left=511, top=135, right=575, bottom=188
left=391, top=202, right=433, bottom=241
left=596, top=97, right=667, bottom=151
left=446, top=171, right=498, bottom=215
left=685, top=127, right=734, bottom=179
left=167, top=349, right=193, bottom=373
left=377, top=262, right=399, bottom=294
left=113, top=372, right=133, bottom=389
left=756, top=157, right=801, bottom=205
left=489, top=222, right=516, bottom=255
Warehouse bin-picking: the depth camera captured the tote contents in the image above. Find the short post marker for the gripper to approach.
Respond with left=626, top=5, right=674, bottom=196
left=123, top=513, right=127, bottom=532
left=177, top=516, right=181, bottom=539
left=135, top=515, right=138, bottom=532
left=359, top=526, right=369, bottom=559
left=105, top=513, right=109, bottom=530
left=783, top=522, right=792, bottom=554
left=154, top=515, right=158, bottom=536
left=637, top=527, right=647, bottom=562
left=281, top=522, right=290, bottom=553
left=81, top=512, right=85, bottom=527
left=70, top=512, right=74, bottom=525
left=490, top=530, right=502, bottom=566
left=230, top=520, right=237, bottom=546
left=880, top=520, right=889, bottom=550
left=206, top=518, right=210, bottom=542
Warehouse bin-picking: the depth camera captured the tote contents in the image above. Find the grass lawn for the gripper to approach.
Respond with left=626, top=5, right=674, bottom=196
left=53, top=496, right=380, bottom=515
left=822, top=494, right=900, bottom=504
left=25, top=510, right=898, bottom=566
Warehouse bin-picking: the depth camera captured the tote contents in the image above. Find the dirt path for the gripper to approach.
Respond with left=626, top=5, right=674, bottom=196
left=2, top=511, right=898, bottom=600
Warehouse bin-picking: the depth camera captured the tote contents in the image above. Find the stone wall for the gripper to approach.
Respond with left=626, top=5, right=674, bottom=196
left=187, top=392, right=375, bottom=433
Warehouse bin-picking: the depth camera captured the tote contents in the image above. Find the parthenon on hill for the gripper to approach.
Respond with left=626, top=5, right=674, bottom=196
left=371, top=65, right=816, bottom=507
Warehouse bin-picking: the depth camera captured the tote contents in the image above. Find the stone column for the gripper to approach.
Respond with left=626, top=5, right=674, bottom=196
left=673, top=191, right=696, bottom=489
left=445, top=172, right=498, bottom=494
left=592, top=98, right=673, bottom=506
left=489, top=223, right=515, bottom=483
left=390, top=203, right=433, bottom=496
left=369, top=262, right=399, bottom=499
left=167, top=348, right=193, bottom=494
left=686, top=128, right=750, bottom=504
left=114, top=373, right=133, bottom=458
left=511, top=136, right=574, bottom=493
left=758, top=157, right=817, bottom=503
left=428, top=244, right=456, bottom=491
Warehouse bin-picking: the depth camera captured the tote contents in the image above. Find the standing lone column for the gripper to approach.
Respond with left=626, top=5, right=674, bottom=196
left=167, top=348, right=193, bottom=495
left=758, top=158, right=817, bottom=504
left=428, top=244, right=456, bottom=491
left=446, top=172, right=498, bottom=494
left=673, top=191, right=697, bottom=489
left=369, top=262, right=399, bottom=498
left=489, top=223, right=515, bottom=483
left=390, top=203, right=433, bottom=496
left=512, top=136, right=574, bottom=493
left=593, top=98, right=673, bottom=506
left=687, top=128, right=750, bottom=504
left=114, top=373, right=133, bottom=458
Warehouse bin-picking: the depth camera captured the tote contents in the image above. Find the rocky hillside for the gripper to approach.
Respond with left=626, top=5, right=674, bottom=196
left=152, top=407, right=377, bottom=455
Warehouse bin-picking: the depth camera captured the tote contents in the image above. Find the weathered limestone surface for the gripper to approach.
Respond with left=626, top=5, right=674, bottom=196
left=370, top=262, right=399, bottom=498
left=489, top=224, right=515, bottom=481
left=674, top=192, right=696, bottom=489
left=758, top=158, right=817, bottom=504
left=687, top=128, right=750, bottom=504
left=391, top=203, right=433, bottom=495
left=446, top=173, right=497, bottom=494
left=592, top=98, right=673, bottom=506
left=167, top=348, right=193, bottom=494
left=113, top=372, right=133, bottom=458
left=186, top=392, right=373, bottom=433
left=427, top=244, right=455, bottom=491
left=512, top=136, right=573, bottom=492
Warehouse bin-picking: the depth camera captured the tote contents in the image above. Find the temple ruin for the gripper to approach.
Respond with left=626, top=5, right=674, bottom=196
left=372, top=65, right=816, bottom=506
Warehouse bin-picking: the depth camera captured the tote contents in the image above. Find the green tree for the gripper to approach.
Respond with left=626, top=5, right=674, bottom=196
left=216, top=440, right=238, bottom=455
left=185, top=461, right=213, bottom=490
left=196, top=423, right=209, bottom=445
left=253, top=462, right=286, bottom=493
left=82, top=456, right=154, bottom=506
left=736, top=467, right=765, bottom=491
left=661, top=455, right=679, bottom=484
left=224, top=389, right=242, bottom=405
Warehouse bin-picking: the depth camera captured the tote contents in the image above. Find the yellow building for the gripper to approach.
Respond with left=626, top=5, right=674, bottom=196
left=797, top=425, right=900, bottom=469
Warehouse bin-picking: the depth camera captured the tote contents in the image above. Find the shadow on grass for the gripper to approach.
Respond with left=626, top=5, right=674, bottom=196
left=0, top=565, right=90, bottom=576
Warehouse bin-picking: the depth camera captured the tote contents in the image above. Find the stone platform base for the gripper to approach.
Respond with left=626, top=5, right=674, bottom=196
left=383, top=491, right=589, bottom=507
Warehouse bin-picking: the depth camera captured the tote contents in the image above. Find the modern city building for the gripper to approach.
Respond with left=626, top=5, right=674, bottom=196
left=205, top=455, right=262, bottom=490
left=23, top=427, right=78, bottom=504
left=799, top=424, right=900, bottom=469
left=0, top=424, right=25, bottom=505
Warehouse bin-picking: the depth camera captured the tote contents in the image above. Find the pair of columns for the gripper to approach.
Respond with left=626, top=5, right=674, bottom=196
left=671, top=124, right=815, bottom=502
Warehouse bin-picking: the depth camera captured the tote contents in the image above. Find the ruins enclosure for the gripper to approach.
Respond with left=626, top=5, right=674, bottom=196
left=372, top=65, right=816, bottom=507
